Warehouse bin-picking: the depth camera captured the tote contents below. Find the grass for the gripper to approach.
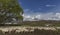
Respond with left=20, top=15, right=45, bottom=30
left=0, top=20, right=60, bottom=27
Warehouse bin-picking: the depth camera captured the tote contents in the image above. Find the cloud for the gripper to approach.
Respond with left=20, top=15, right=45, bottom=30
left=23, top=12, right=60, bottom=21
left=45, top=5, right=56, bottom=7
left=38, top=8, right=42, bottom=10
left=24, top=9, right=29, bottom=12
left=23, top=9, right=34, bottom=15
left=56, top=13, right=60, bottom=18
left=23, top=9, right=60, bottom=21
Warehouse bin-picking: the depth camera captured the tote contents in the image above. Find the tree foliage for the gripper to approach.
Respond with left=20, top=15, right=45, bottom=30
left=0, top=0, right=23, bottom=23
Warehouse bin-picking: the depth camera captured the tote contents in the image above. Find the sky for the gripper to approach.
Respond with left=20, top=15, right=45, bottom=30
left=18, top=0, right=60, bottom=21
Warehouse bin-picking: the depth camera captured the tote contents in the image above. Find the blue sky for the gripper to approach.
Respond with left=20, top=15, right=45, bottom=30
left=18, top=0, right=60, bottom=21
left=19, top=0, right=60, bottom=13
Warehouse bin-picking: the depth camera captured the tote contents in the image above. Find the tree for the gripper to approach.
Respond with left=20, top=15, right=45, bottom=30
left=0, top=0, right=23, bottom=23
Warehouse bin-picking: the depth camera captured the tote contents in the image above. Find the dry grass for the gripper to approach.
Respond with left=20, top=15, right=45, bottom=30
left=0, top=28, right=60, bottom=35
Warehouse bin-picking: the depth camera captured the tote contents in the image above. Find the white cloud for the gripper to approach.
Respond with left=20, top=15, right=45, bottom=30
left=23, top=9, right=34, bottom=15
left=56, top=13, right=60, bottom=18
left=24, top=9, right=29, bottom=12
left=45, top=5, right=56, bottom=7
left=38, top=8, right=42, bottom=10
left=23, top=9, right=60, bottom=21
left=23, top=12, right=60, bottom=21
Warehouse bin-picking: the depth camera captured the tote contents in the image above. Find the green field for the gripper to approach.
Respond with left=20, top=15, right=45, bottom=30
left=0, top=20, right=60, bottom=27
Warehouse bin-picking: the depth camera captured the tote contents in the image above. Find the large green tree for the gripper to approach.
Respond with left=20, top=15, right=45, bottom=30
left=0, top=0, right=23, bottom=23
